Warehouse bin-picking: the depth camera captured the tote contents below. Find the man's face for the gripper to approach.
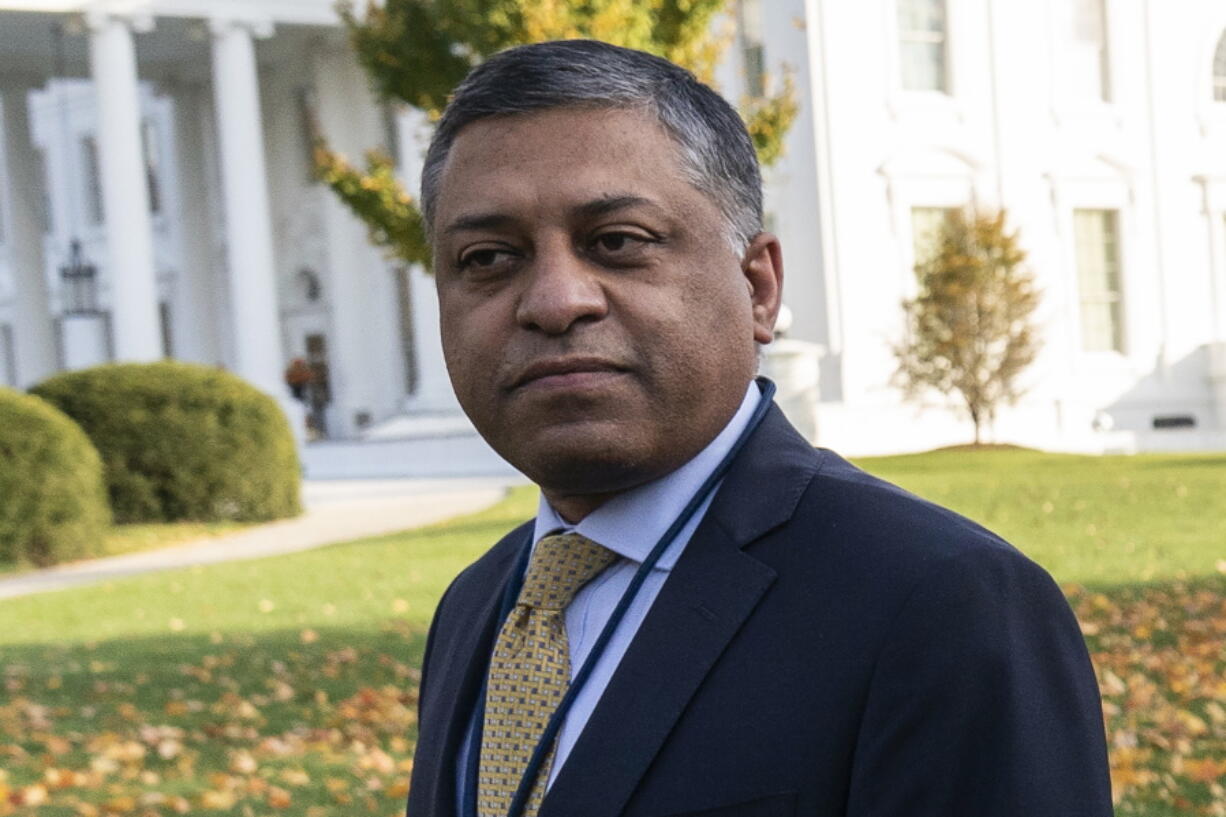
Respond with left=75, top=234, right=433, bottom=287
left=432, top=107, right=782, bottom=513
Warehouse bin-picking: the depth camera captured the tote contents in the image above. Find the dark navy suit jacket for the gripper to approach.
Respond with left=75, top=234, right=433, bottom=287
left=407, top=404, right=1114, bottom=817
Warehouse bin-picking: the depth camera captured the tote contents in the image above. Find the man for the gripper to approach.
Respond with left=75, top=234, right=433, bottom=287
left=408, top=39, right=1112, bottom=817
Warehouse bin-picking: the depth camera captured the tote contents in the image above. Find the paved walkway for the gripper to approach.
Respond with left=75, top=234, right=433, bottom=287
left=0, top=476, right=523, bottom=601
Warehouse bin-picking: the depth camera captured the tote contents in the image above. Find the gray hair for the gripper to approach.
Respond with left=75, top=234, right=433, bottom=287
left=420, top=39, right=763, bottom=252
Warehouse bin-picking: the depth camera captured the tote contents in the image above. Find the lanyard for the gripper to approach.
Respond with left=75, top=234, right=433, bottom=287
left=461, top=379, right=777, bottom=817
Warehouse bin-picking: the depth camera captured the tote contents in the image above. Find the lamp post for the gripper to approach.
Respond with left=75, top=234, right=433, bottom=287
left=59, top=239, right=100, bottom=316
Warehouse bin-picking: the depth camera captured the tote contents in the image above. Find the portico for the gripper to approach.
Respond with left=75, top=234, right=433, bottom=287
left=0, top=0, right=456, bottom=443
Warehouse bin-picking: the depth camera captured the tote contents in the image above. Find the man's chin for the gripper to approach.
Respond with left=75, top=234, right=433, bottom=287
left=497, top=424, right=661, bottom=497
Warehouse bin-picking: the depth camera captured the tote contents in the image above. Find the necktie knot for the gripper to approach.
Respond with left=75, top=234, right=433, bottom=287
left=517, top=532, right=617, bottom=611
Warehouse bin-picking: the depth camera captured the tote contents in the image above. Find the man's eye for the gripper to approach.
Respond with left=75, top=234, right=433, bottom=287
left=457, top=248, right=511, bottom=269
left=591, top=232, right=652, bottom=255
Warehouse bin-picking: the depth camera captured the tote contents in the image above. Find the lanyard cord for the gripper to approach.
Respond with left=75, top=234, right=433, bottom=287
left=462, top=380, right=776, bottom=817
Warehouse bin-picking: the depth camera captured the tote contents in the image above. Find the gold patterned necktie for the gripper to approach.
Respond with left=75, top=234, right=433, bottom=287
left=477, top=532, right=618, bottom=817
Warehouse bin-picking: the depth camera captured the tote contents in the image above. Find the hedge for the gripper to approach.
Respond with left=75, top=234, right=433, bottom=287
left=31, top=361, right=302, bottom=524
left=0, top=388, right=111, bottom=566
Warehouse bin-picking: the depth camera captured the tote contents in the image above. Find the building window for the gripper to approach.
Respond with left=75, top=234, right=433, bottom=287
left=0, top=108, right=5, bottom=245
left=34, top=149, right=52, bottom=235
left=395, top=267, right=419, bottom=396
left=158, top=301, right=173, bottom=358
left=0, top=324, right=15, bottom=386
left=1069, top=0, right=1111, bottom=102
left=897, top=0, right=948, bottom=93
left=81, top=135, right=105, bottom=225
left=142, top=119, right=162, bottom=215
left=1073, top=209, right=1124, bottom=352
left=739, top=0, right=767, bottom=98
left=910, top=206, right=956, bottom=268
left=382, top=104, right=402, bottom=167
left=1214, top=31, right=1226, bottom=102
left=297, top=87, right=321, bottom=182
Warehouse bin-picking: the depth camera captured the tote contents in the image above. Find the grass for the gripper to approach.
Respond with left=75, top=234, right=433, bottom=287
left=0, top=452, right=1222, bottom=815
left=856, top=449, right=1225, bottom=587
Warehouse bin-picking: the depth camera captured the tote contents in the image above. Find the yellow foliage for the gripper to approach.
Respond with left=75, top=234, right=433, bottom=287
left=322, top=0, right=797, bottom=270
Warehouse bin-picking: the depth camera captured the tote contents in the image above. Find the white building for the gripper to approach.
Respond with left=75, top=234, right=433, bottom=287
left=0, top=0, right=1224, bottom=477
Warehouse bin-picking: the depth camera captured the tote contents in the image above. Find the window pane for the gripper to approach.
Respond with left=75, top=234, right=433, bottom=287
left=1072, top=0, right=1105, bottom=43
left=1214, top=31, right=1226, bottom=102
left=898, top=0, right=944, bottom=33
left=297, top=87, right=320, bottom=183
left=0, top=324, right=15, bottom=386
left=33, top=149, right=52, bottom=234
left=739, top=0, right=766, bottom=98
left=142, top=119, right=161, bottom=215
left=739, top=0, right=764, bottom=42
left=898, top=0, right=948, bottom=93
left=0, top=95, right=5, bottom=245
left=744, top=44, right=766, bottom=98
left=1068, top=0, right=1110, bottom=101
left=910, top=207, right=955, bottom=268
left=1073, top=209, right=1124, bottom=352
left=82, top=135, right=105, bottom=225
left=901, top=42, right=946, bottom=92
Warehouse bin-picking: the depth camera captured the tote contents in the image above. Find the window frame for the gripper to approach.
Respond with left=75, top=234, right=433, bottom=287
left=1213, top=30, right=1226, bottom=103
left=1071, top=208, right=1126, bottom=354
left=1046, top=161, right=1137, bottom=370
left=909, top=206, right=959, bottom=274
left=1047, top=0, right=1122, bottom=127
left=738, top=0, right=768, bottom=99
left=0, top=323, right=16, bottom=386
left=1067, top=0, right=1112, bottom=104
left=81, top=134, right=105, bottom=226
left=1195, top=21, right=1226, bottom=136
left=895, top=0, right=950, bottom=95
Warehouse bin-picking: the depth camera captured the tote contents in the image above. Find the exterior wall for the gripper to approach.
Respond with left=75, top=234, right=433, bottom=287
left=3, top=0, right=1226, bottom=461
left=757, top=0, right=1226, bottom=454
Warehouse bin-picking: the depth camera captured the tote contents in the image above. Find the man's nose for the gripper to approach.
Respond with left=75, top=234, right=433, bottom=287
left=514, top=242, right=608, bottom=335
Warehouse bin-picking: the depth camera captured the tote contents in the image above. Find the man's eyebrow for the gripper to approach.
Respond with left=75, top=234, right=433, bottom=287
left=442, top=212, right=518, bottom=235
left=442, top=194, right=662, bottom=236
left=574, top=194, right=658, bottom=219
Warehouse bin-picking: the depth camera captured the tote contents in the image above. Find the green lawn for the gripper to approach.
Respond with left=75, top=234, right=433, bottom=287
left=858, top=448, right=1225, bottom=588
left=0, top=451, right=1222, bottom=816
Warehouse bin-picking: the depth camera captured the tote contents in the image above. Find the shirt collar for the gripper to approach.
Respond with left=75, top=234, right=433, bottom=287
left=533, top=381, right=763, bottom=570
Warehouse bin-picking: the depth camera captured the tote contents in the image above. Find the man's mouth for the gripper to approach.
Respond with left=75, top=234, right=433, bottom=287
left=510, top=357, right=629, bottom=391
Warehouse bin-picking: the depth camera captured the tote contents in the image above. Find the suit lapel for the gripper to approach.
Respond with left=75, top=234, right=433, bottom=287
left=540, top=405, right=823, bottom=817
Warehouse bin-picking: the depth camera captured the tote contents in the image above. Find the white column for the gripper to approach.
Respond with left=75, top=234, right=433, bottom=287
left=394, top=107, right=460, bottom=412
left=209, top=18, right=287, bottom=400
left=406, top=265, right=459, bottom=410
left=167, top=82, right=222, bottom=365
left=1, top=83, right=57, bottom=387
left=87, top=13, right=162, bottom=361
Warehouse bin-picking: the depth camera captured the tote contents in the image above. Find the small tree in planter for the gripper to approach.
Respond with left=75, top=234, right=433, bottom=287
left=893, top=208, right=1042, bottom=445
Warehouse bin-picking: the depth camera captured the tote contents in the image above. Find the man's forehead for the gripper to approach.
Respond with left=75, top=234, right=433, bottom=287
left=445, top=107, right=675, bottom=168
left=435, top=108, right=695, bottom=227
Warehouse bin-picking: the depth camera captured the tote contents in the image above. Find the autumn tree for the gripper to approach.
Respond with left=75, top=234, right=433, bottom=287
left=893, top=209, right=1042, bottom=445
left=317, top=0, right=798, bottom=268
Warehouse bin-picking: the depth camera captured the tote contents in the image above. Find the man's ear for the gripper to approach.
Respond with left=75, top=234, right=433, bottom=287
left=741, top=232, right=784, bottom=345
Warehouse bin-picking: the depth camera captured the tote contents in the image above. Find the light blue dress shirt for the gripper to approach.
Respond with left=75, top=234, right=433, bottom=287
left=455, top=382, right=762, bottom=806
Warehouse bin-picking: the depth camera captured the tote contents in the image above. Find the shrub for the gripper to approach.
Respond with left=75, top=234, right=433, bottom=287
left=0, top=388, right=111, bottom=566
left=31, top=362, right=302, bottom=524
